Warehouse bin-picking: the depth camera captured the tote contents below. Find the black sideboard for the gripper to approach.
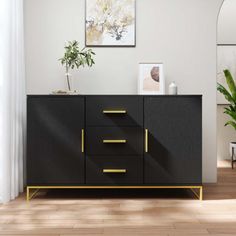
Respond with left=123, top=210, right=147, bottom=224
left=27, top=95, right=202, bottom=200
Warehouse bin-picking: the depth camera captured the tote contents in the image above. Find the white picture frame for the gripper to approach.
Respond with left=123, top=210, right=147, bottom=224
left=138, top=63, right=165, bottom=95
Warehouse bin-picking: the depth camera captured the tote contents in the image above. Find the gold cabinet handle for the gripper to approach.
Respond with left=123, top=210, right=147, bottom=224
left=103, top=110, right=127, bottom=114
left=103, top=140, right=127, bottom=144
left=81, top=129, right=84, bottom=153
left=145, top=129, right=148, bottom=153
left=103, top=169, right=127, bottom=173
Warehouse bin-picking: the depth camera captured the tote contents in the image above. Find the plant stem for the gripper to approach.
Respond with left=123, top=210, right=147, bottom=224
left=66, top=64, right=71, bottom=91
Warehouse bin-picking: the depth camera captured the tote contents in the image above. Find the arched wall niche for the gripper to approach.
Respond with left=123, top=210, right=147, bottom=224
left=217, top=0, right=236, bottom=164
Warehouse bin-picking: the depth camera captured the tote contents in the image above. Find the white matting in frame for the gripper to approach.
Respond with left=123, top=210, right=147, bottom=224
left=138, top=63, right=165, bottom=95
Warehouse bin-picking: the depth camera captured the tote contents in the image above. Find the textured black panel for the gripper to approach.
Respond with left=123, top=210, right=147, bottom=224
left=27, top=97, right=85, bottom=185
left=86, top=96, right=143, bottom=127
left=86, top=156, right=143, bottom=184
left=144, top=96, right=202, bottom=184
left=86, top=127, right=143, bottom=155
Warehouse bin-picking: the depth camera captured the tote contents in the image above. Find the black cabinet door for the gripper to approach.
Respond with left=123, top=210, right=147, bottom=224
left=144, top=96, right=202, bottom=185
left=27, top=96, right=85, bottom=185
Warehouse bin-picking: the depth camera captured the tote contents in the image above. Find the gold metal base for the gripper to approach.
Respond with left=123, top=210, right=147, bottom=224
left=26, top=188, right=40, bottom=201
left=26, top=186, right=203, bottom=201
left=190, top=187, right=203, bottom=201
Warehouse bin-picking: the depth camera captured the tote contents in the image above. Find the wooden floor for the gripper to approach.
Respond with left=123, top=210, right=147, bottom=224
left=1, top=162, right=236, bottom=235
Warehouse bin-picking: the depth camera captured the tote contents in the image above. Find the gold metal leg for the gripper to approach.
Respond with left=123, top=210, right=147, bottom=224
left=199, top=186, right=203, bottom=201
left=190, top=187, right=203, bottom=201
left=26, top=187, right=30, bottom=202
left=26, top=187, right=40, bottom=202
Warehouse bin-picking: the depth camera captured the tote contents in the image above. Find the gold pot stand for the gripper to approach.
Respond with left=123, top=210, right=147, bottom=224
left=26, top=186, right=203, bottom=202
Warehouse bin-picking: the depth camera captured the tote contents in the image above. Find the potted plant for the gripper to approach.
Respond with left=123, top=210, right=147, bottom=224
left=217, top=69, right=236, bottom=168
left=59, top=40, right=95, bottom=93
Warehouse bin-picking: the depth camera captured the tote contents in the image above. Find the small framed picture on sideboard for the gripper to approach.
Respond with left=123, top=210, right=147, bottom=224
left=138, top=63, right=165, bottom=95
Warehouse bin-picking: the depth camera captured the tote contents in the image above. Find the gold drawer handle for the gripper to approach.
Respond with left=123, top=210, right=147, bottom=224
left=103, top=169, right=127, bottom=173
left=103, top=110, right=127, bottom=114
left=145, top=129, right=148, bottom=153
left=103, top=140, right=127, bottom=144
left=81, top=129, right=85, bottom=153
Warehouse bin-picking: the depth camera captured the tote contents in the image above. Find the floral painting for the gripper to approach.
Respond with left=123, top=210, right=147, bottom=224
left=86, top=0, right=136, bottom=46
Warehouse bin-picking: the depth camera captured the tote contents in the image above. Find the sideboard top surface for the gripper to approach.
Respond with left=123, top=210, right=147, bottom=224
left=27, top=94, right=203, bottom=98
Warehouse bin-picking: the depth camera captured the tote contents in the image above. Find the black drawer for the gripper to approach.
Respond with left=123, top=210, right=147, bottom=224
left=86, top=127, right=143, bottom=155
left=86, top=156, right=143, bottom=184
left=86, top=96, right=143, bottom=127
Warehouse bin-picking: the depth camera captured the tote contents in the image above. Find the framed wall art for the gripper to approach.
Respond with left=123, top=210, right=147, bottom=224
left=138, top=63, right=165, bottom=95
left=85, top=0, right=136, bottom=47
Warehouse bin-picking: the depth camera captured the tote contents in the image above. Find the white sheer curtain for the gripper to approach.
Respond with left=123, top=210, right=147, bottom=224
left=0, top=0, right=25, bottom=203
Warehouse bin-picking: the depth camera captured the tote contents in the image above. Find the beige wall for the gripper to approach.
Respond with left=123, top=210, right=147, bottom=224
left=217, top=0, right=236, bottom=161
left=24, top=0, right=223, bottom=183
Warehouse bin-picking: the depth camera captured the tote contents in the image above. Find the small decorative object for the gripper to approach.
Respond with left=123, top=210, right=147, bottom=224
left=168, top=81, right=178, bottom=95
left=138, top=63, right=165, bottom=95
left=51, top=90, right=79, bottom=95
left=59, top=40, right=95, bottom=93
left=86, top=0, right=136, bottom=47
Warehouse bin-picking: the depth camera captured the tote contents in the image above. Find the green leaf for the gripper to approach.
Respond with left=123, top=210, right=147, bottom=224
left=225, top=120, right=236, bottom=130
left=217, top=83, right=235, bottom=105
left=224, top=109, right=236, bottom=121
left=59, top=40, right=95, bottom=71
left=224, top=107, right=231, bottom=113
left=224, top=69, right=236, bottom=100
left=229, top=105, right=236, bottom=112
